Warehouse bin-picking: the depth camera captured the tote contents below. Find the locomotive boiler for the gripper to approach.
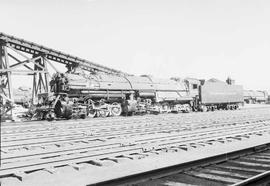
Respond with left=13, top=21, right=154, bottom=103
left=36, top=68, right=193, bottom=120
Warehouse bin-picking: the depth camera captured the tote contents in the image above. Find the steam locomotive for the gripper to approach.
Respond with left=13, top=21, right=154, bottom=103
left=34, top=68, right=244, bottom=120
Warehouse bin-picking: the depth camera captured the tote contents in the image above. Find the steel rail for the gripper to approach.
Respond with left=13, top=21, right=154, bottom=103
left=88, top=143, right=270, bottom=186
left=1, top=105, right=269, bottom=129
left=2, top=119, right=268, bottom=152
left=2, top=110, right=269, bottom=135
left=3, top=114, right=266, bottom=153
left=2, top=112, right=269, bottom=138
left=3, top=124, right=268, bottom=160
left=232, top=170, right=270, bottom=186
left=3, top=117, right=266, bottom=143
left=1, top=127, right=269, bottom=177
left=2, top=106, right=269, bottom=127
left=1, top=108, right=270, bottom=185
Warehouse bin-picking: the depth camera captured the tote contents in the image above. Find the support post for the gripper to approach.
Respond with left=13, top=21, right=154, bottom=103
left=0, top=43, right=13, bottom=120
left=32, top=55, right=49, bottom=104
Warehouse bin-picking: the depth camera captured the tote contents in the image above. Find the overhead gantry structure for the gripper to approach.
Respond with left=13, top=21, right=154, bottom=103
left=0, top=32, right=127, bottom=120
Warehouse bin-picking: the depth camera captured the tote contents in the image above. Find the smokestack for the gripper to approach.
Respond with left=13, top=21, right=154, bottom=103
left=226, top=77, right=235, bottom=85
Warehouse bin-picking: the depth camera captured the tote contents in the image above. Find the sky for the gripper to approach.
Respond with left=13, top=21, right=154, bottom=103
left=1, top=0, right=270, bottom=91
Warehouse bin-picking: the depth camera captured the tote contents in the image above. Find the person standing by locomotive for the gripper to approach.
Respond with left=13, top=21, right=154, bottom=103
left=60, top=73, right=66, bottom=92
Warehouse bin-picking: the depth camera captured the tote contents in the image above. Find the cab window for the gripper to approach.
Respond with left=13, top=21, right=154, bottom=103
left=192, top=84, right=198, bottom=89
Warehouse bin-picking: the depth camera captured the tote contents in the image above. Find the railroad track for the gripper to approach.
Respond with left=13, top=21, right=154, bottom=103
left=2, top=109, right=270, bottom=157
left=1, top=107, right=270, bottom=186
left=2, top=109, right=269, bottom=140
left=2, top=107, right=269, bottom=131
left=1, top=132, right=270, bottom=186
left=124, top=144, right=270, bottom=186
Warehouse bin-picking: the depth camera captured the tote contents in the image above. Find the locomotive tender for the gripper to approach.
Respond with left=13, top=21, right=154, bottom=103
left=35, top=67, right=244, bottom=120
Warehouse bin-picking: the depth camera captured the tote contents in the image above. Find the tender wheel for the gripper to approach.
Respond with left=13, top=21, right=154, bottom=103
left=45, top=111, right=55, bottom=121
left=162, top=104, right=170, bottom=113
left=98, top=109, right=109, bottom=117
left=128, top=111, right=135, bottom=116
left=201, top=105, right=207, bottom=112
left=111, top=102, right=122, bottom=116
left=185, top=106, right=192, bottom=113
left=87, top=109, right=96, bottom=118
left=80, top=114, right=86, bottom=119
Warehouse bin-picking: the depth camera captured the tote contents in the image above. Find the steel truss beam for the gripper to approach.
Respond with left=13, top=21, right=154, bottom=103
left=0, top=32, right=127, bottom=75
